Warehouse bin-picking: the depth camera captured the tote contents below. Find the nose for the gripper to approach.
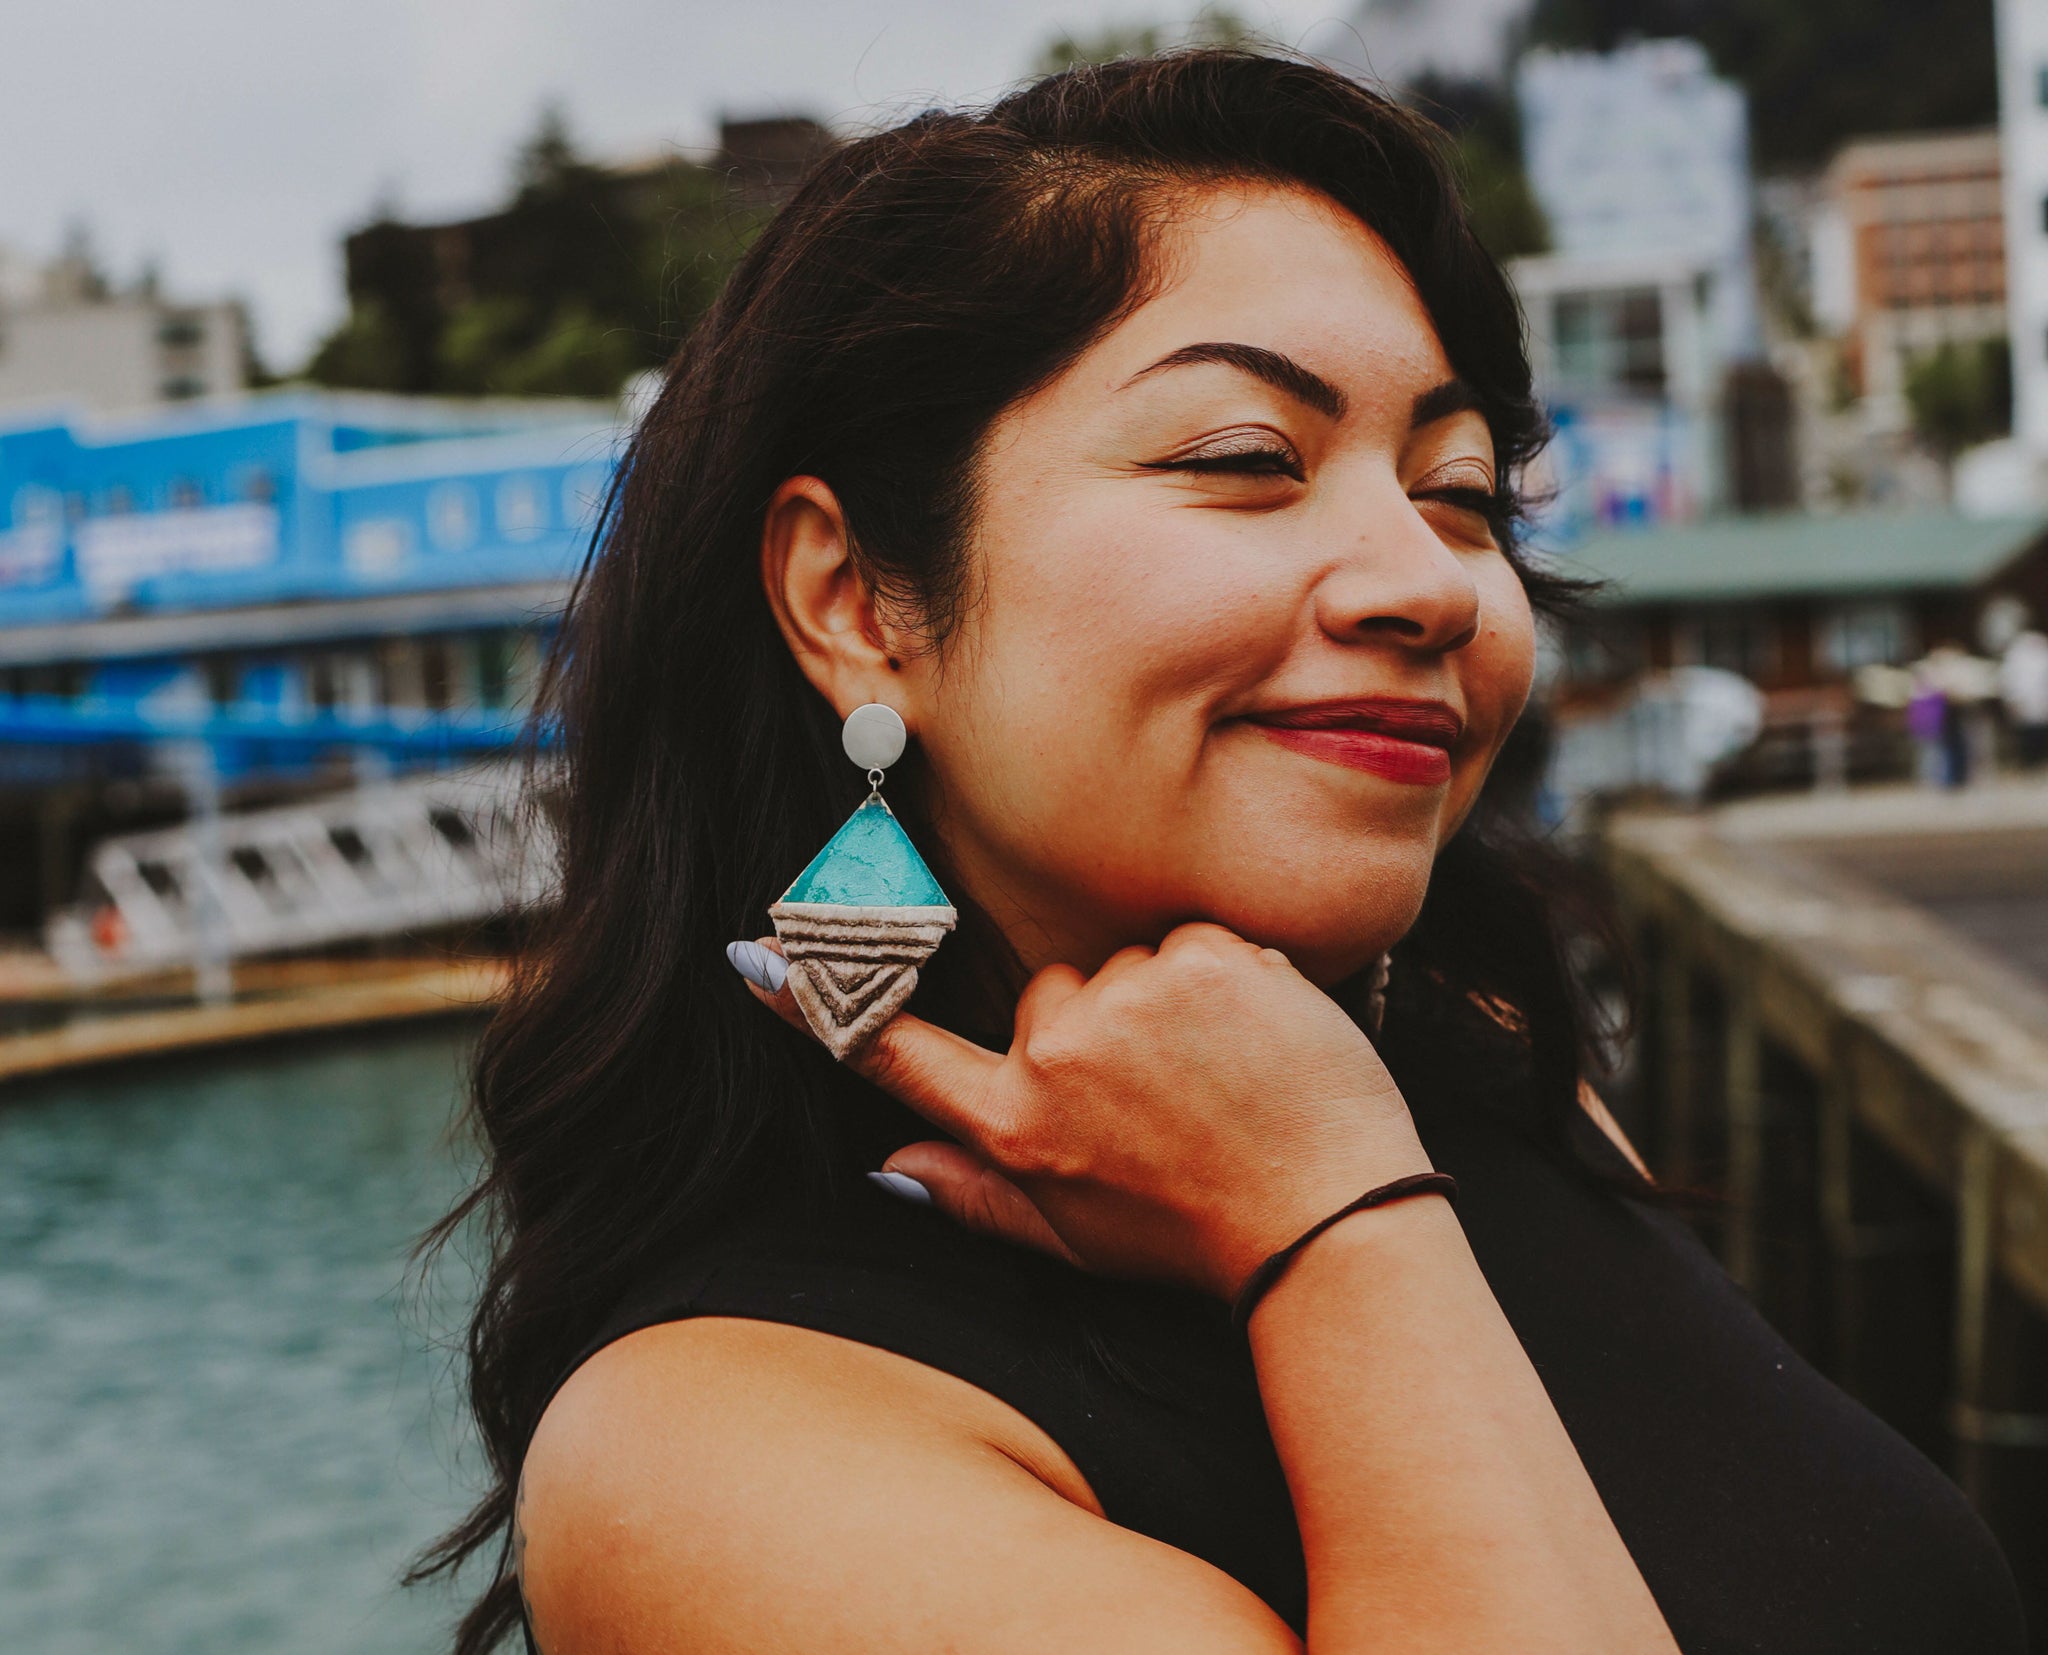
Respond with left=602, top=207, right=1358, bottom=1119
left=1313, top=493, right=1482, bottom=654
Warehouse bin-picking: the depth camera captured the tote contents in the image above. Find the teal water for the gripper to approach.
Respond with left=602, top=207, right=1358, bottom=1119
left=0, top=1027, right=482, bottom=1655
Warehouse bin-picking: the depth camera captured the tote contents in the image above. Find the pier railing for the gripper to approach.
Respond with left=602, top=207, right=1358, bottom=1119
left=1604, top=798, right=2048, bottom=1619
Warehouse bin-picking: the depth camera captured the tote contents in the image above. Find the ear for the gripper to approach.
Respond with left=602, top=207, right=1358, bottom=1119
left=760, top=476, right=910, bottom=719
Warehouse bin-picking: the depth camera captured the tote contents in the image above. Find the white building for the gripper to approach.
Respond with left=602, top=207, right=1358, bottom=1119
left=1518, top=41, right=1760, bottom=362
left=1996, top=0, right=2048, bottom=456
left=0, top=248, right=246, bottom=415
left=1511, top=249, right=1722, bottom=531
left=1513, top=42, right=1762, bottom=529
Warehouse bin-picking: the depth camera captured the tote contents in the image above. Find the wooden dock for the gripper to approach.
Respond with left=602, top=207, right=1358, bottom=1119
left=1605, top=778, right=2048, bottom=1625
left=0, top=953, right=506, bottom=1085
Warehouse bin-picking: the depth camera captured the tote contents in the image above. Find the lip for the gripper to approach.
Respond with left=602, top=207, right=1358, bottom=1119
left=1242, top=698, right=1462, bottom=787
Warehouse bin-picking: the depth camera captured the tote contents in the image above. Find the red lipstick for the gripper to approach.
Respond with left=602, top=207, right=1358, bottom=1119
left=1245, top=698, right=1462, bottom=786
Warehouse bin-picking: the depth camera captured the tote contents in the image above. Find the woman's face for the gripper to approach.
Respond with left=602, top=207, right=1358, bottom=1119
left=831, top=184, right=1534, bottom=989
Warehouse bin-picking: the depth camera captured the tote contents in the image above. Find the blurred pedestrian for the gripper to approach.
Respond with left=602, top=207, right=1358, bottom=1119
left=1906, top=674, right=1948, bottom=787
left=1914, top=644, right=2000, bottom=787
left=2001, top=628, right=2048, bottom=769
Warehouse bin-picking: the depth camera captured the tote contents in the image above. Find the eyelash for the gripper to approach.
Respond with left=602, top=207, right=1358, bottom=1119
left=1151, top=452, right=1507, bottom=525
left=1417, top=484, right=1505, bottom=518
left=1145, top=444, right=1305, bottom=481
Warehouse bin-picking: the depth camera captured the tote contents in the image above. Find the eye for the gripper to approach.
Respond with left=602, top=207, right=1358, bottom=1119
left=1411, top=463, right=1508, bottom=542
left=1412, top=459, right=1497, bottom=498
left=1142, top=427, right=1305, bottom=482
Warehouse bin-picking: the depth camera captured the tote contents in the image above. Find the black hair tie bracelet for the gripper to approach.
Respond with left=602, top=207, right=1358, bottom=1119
left=1230, top=1171, right=1458, bottom=1335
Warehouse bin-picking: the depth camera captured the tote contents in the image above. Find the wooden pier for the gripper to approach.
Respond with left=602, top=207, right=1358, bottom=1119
left=1606, top=780, right=2048, bottom=1622
left=0, top=952, right=504, bottom=1086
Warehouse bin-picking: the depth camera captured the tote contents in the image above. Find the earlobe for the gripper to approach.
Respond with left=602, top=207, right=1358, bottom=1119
left=760, top=476, right=901, bottom=713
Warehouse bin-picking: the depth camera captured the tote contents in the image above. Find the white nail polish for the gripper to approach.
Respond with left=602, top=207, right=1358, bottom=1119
left=726, top=940, right=787, bottom=993
left=867, top=1170, right=933, bottom=1206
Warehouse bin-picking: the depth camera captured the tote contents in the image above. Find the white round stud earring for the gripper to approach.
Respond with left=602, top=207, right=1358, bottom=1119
left=841, top=701, right=907, bottom=777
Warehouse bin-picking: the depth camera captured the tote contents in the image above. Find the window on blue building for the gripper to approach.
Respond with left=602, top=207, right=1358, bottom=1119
left=421, top=640, right=452, bottom=711
left=476, top=632, right=511, bottom=709
left=167, top=477, right=202, bottom=510
left=202, top=657, right=237, bottom=709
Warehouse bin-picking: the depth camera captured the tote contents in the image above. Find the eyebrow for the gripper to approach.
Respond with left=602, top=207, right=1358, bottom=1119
left=1411, top=377, right=1485, bottom=429
left=1123, top=342, right=1347, bottom=419
left=1125, top=344, right=1487, bottom=436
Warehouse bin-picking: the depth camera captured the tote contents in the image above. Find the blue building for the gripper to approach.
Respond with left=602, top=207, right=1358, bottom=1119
left=0, top=391, right=618, bottom=926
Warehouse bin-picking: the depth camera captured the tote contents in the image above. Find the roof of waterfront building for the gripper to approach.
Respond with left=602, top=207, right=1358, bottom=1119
left=1558, top=509, right=2048, bottom=605
left=0, top=389, right=620, bottom=635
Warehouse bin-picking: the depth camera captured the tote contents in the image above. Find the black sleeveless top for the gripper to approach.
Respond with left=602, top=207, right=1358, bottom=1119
left=565, top=1080, right=2026, bottom=1652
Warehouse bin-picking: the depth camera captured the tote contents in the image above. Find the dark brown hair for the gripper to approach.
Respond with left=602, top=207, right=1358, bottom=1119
left=417, top=49, right=1608, bottom=1652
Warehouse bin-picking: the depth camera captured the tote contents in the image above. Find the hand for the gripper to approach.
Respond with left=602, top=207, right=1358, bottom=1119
left=737, top=923, right=1434, bottom=1301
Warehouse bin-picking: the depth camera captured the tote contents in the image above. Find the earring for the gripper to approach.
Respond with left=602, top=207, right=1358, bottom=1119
left=768, top=704, right=957, bottom=1060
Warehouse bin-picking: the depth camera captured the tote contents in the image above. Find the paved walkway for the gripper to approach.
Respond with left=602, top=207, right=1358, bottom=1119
left=1707, top=776, right=2048, bottom=992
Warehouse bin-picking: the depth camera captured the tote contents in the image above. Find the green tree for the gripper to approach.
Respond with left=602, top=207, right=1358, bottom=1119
left=515, top=101, right=578, bottom=195
left=1406, top=75, right=1549, bottom=261
left=1035, top=22, right=1168, bottom=73
left=1450, top=131, right=1549, bottom=260
left=305, top=104, right=769, bottom=398
left=304, top=298, right=408, bottom=390
left=1903, top=337, right=2012, bottom=480
left=1033, top=7, right=1255, bottom=75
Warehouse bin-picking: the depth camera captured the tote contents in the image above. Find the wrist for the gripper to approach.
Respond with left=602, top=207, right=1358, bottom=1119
left=1237, top=1180, right=1462, bottom=1333
left=1228, top=1169, right=1457, bottom=1325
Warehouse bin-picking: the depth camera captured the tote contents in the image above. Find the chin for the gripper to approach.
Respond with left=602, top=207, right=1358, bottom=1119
left=1200, top=866, right=1433, bottom=990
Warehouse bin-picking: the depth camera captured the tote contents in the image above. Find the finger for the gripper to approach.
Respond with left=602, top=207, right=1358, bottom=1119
left=1088, top=941, right=1159, bottom=987
left=881, top=1142, right=1082, bottom=1267
left=850, top=1011, right=1006, bottom=1145
left=1011, top=962, right=1085, bottom=1045
left=1155, top=920, right=1257, bottom=959
left=728, top=937, right=812, bottom=1037
left=731, top=937, right=1009, bottom=1152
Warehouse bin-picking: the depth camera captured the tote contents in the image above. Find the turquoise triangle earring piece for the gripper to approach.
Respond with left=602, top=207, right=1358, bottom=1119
left=769, top=703, right=957, bottom=1060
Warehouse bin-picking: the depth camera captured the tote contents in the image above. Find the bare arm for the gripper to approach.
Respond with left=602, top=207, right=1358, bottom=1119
left=1249, top=1196, right=1670, bottom=1651
left=519, top=1317, right=1302, bottom=1654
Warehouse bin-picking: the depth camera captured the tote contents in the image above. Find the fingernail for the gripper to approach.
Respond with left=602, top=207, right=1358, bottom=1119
left=726, top=939, right=787, bottom=993
left=867, top=1170, right=933, bottom=1206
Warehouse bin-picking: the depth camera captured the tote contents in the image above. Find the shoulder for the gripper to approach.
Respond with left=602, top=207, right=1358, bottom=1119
left=529, top=1314, right=1101, bottom=1518
left=515, top=1316, right=1293, bottom=1653
left=518, top=1319, right=1101, bottom=1638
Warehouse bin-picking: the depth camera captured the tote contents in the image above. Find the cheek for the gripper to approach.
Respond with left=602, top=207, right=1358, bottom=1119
left=1475, top=570, right=1537, bottom=725
left=953, top=495, right=1293, bottom=761
left=918, top=488, right=1303, bottom=912
left=1446, top=567, right=1537, bottom=807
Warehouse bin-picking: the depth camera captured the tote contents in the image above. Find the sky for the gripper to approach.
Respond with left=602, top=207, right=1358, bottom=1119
left=0, top=0, right=1526, bottom=372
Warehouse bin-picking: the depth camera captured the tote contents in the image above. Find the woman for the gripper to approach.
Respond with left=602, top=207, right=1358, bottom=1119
left=419, top=52, right=2025, bottom=1654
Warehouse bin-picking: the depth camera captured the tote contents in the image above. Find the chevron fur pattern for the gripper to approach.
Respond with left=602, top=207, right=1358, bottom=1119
left=767, top=901, right=957, bottom=1060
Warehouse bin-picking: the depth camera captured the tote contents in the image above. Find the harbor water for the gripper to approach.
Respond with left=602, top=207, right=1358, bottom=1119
left=0, top=1026, right=482, bottom=1655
